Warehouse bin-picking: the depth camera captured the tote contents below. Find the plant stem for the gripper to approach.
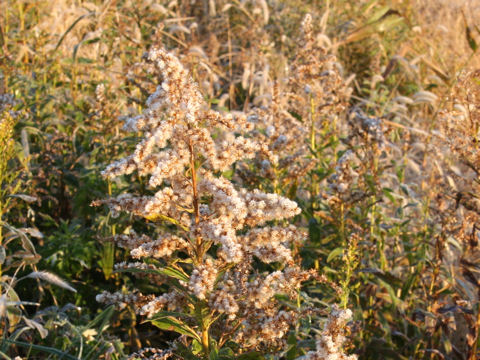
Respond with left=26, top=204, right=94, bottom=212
left=201, top=326, right=210, bottom=356
left=310, top=94, right=316, bottom=151
left=188, top=141, right=210, bottom=356
left=188, top=139, right=202, bottom=262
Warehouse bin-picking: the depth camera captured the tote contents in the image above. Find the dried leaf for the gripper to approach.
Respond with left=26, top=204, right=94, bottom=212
left=24, top=317, right=48, bottom=339
left=20, top=228, right=44, bottom=239
left=9, top=194, right=37, bottom=203
left=27, top=271, right=76, bottom=293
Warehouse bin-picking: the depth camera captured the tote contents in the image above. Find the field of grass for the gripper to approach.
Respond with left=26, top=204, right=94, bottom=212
left=1, top=0, right=480, bottom=359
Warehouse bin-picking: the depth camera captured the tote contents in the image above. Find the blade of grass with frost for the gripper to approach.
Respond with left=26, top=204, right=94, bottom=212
left=5, top=340, right=78, bottom=360
left=8, top=194, right=37, bottom=203
left=25, top=271, right=77, bottom=293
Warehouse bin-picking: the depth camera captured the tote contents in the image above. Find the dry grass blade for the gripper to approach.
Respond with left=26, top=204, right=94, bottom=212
left=27, top=271, right=77, bottom=293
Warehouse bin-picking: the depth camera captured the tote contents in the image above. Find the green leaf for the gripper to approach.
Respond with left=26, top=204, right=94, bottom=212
left=173, top=342, right=198, bottom=360
left=287, top=182, right=298, bottom=200
left=286, top=332, right=298, bottom=359
left=114, top=266, right=163, bottom=276
left=218, top=347, right=235, bottom=360
left=367, top=6, right=392, bottom=23
left=158, top=266, right=190, bottom=282
left=191, top=339, right=203, bottom=355
left=115, top=264, right=189, bottom=283
left=327, top=247, right=343, bottom=263
left=379, top=279, right=401, bottom=309
left=54, top=12, right=95, bottom=52
left=148, top=316, right=201, bottom=342
left=382, top=187, right=395, bottom=203
left=0, top=24, right=4, bottom=48
left=400, top=271, right=418, bottom=300
left=308, top=218, right=321, bottom=243
left=75, top=57, right=95, bottom=64
left=376, top=271, right=403, bottom=288
left=358, top=268, right=402, bottom=288
left=237, top=352, right=265, bottom=360
left=86, top=305, right=115, bottom=333
left=99, top=242, right=115, bottom=280
left=466, top=24, right=478, bottom=52
left=117, top=265, right=193, bottom=299
left=209, top=348, right=219, bottom=360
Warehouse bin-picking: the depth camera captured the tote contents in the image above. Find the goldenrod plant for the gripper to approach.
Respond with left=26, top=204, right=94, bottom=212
left=94, top=47, right=331, bottom=359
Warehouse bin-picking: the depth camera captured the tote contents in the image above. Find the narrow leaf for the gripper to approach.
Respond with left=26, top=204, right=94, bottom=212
left=148, top=316, right=201, bottom=341
left=5, top=340, right=78, bottom=360
left=54, top=12, right=95, bottom=52
left=327, top=247, right=343, bottom=263
left=158, top=266, right=190, bottom=282
left=26, top=271, right=76, bottom=292
left=86, top=305, right=115, bottom=333
left=8, top=194, right=37, bottom=203
left=466, top=25, right=478, bottom=52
